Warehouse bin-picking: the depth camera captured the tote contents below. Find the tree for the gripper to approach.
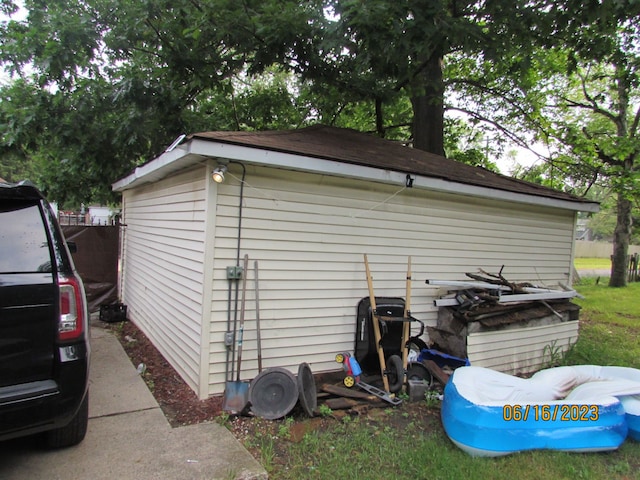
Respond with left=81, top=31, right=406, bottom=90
left=0, top=0, right=326, bottom=203
left=587, top=194, right=640, bottom=246
left=504, top=7, right=640, bottom=287
left=297, top=1, right=542, bottom=155
left=558, top=60, right=638, bottom=287
left=2, top=0, right=637, bottom=257
left=0, top=0, right=505, bottom=202
left=0, top=79, right=43, bottom=183
left=435, top=1, right=639, bottom=286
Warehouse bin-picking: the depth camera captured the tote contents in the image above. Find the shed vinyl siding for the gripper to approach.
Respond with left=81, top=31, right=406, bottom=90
left=206, top=165, right=577, bottom=394
left=121, top=166, right=208, bottom=393
left=466, top=321, right=579, bottom=374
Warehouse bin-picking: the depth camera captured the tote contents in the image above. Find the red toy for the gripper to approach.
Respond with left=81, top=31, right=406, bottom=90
left=335, top=352, right=363, bottom=387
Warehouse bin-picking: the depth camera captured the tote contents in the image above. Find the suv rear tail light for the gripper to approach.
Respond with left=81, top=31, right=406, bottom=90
left=58, top=276, right=85, bottom=341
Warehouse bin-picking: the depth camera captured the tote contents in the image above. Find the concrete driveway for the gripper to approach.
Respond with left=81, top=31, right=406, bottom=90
left=0, top=326, right=267, bottom=480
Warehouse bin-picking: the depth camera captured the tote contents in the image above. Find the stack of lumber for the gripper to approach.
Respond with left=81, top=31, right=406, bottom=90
left=428, top=268, right=579, bottom=320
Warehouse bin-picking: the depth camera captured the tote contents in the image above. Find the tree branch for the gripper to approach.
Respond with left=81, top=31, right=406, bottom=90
left=579, top=165, right=602, bottom=197
left=446, top=78, right=550, bottom=134
left=446, top=106, right=546, bottom=160
left=631, top=104, right=640, bottom=139
left=188, top=0, right=204, bottom=12
left=561, top=96, right=618, bottom=123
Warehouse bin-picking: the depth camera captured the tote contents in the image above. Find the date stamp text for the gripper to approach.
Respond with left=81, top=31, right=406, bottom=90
left=502, top=404, right=599, bottom=422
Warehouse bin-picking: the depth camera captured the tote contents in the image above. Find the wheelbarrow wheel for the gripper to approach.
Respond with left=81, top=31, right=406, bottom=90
left=386, top=354, right=404, bottom=393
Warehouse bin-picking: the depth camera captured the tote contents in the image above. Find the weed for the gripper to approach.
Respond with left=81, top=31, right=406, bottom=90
left=223, top=469, right=238, bottom=480
left=256, top=435, right=276, bottom=472
left=216, top=411, right=231, bottom=428
left=110, top=321, right=126, bottom=335
left=277, top=417, right=294, bottom=439
left=143, top=373, right=155, bottom=392
left=424, top=390, right=441, bottom=409
left=542, top=339, right=566, bottom=368
left=318, top=403, right=333, bottom=417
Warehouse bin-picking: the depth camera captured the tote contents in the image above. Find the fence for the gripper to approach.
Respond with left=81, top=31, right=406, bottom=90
left=629, top=253, right=639, bottom=283
left=575, top=241, right=640, bottom=283
left=61, top=225, right=120, bottom=312
left=575, top=240, right=640, bottom=258
left=58, top=213, right=89, bottom=225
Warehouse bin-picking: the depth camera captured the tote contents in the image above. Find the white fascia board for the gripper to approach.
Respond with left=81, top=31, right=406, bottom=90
left=419, top=175, right=597, bottom=212
left=111, top=144, right=207, bottom=192
left=114, top=138, right=599, bottom=213
left=189, top=139, right=598, bottom=213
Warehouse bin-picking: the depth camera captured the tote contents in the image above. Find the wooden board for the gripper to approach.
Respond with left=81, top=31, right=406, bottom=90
left=321, top=383, right=378, bottom=401
left=324, top=398, right=363, bottom=410
left=423, top=360, right=451, bottom=385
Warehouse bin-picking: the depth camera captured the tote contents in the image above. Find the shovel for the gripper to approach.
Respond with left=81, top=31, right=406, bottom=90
left=223, top=254, right=250, bottom=414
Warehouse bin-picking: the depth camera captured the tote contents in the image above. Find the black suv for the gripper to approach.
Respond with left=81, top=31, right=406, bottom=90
left=0, top=180, right=90, bottom=448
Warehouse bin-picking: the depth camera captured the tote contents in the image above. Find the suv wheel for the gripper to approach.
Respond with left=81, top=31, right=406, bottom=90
left=45, top=394, right=89, bottom=448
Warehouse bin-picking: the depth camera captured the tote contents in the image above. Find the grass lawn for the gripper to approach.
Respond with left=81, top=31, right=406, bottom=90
left=566, top=280, right=640, bottom=368
left=574, top=257, right=612, bottom=270
left=235, top=281, right=640, bottom=480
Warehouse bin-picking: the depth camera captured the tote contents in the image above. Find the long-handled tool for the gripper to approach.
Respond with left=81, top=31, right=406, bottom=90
left=254, top=260, right=263, bottom=373
left=363, top=254, right=416, bottom=394
left=401, top=256, right=413, bottom=383
left=223, top=254, right=250, bottom=414
left=363, top=254, right=391, bottom=393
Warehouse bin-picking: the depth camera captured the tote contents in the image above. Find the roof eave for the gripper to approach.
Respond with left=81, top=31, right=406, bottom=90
left=113, top=138, right=599, bottom=213
left=112, top=143, right=208, bottom=192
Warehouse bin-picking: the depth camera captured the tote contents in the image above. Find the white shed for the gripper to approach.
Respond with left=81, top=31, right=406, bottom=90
left=112, top=125, right=599, bottom=399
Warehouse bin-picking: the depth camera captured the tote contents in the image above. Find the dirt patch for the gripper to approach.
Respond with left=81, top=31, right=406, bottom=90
left=226, top=398, right=444, bottom=464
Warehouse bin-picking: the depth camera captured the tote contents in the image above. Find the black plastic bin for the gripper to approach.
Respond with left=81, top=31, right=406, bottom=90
left=99, top=303, right=128, bottom=323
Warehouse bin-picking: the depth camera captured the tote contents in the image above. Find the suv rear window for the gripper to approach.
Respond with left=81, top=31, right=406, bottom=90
left=0, top=201, right=52, bottom=273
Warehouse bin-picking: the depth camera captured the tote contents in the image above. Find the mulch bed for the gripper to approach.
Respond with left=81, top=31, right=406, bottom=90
left=107, top=320, right=223, bottom=427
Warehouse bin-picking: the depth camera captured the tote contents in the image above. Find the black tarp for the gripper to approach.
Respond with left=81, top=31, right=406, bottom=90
left=61, top=225, right=119, bottom=313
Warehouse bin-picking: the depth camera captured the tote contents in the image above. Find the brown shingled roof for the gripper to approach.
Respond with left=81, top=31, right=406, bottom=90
left=191, top=125, right=593, bottom=205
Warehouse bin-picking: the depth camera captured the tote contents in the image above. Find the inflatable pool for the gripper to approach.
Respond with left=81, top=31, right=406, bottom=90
left=441, top=365, right=640, bottom=457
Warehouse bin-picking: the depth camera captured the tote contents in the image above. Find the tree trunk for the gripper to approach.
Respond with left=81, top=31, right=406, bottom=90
left=375, top=97, right=384, bottom=138
left=410, top=54, right=445, bottom=156
left=609, top=193, right=632, bottom=287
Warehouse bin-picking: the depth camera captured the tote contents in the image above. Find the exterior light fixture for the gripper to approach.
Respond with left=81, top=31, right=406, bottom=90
left=406, top=174, right=414, bottom=188
left=212, top=165, right=227, bottom=183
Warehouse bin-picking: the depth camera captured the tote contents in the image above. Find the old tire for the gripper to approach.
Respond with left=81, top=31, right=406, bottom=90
left=45, top=394, right=89, bottom=448
left=386, top=355, right=404, bottom=393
